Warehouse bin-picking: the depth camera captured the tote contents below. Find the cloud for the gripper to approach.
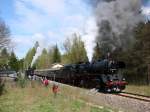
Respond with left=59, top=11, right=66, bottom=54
left=142, top=6, right=150, bottom=16
left=25, top=0, right=66, bottom=14
left=12, top=31, right=55, bottom=58
left=12, top=0, right=90, bottom=33
left=11, top=0, right=95, bottom=59
left=12, top=35, right=33, bottom=58
left=13, top=0, right=52, bottom=33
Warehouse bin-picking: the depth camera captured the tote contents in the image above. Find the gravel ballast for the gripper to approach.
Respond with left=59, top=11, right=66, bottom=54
left=59, top=82, right=150, bottom=112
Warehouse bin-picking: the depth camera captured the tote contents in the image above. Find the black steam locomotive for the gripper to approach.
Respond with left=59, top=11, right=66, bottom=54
left=26, top=59, right=127, bottom=92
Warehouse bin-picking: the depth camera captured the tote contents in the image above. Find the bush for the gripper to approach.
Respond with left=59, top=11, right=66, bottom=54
left=17, top=73, right=27, bottom=88
left=0, top=78, right=5, bottom=95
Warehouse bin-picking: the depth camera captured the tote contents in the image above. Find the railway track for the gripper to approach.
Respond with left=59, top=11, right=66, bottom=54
left=113, top=92, right=150, bottom=102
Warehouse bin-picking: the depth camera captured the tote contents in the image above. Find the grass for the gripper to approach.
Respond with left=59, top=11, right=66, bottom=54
left=0, top=81, right=115, bottom=112
left=124, top=85, right=150, bottom=96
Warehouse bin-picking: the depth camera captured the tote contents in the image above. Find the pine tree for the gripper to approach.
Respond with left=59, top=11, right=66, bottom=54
left=52, top=45, right=61, bottom=63
left=8, top=51, right=19, bottom=71
left=116, top=21, right=150, bottom=84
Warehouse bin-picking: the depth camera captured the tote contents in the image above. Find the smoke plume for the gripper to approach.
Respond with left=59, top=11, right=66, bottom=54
left=89, top=0, right=144, bottom=54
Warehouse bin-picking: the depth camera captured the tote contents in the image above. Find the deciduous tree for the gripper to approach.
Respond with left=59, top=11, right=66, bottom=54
left=0, top=19, right=10, bottom=49
left=63, top=33, right=88, bottom=64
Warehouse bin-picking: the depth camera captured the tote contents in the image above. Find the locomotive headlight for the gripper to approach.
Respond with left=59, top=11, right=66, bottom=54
left=122, top=78, right=125, bottom=81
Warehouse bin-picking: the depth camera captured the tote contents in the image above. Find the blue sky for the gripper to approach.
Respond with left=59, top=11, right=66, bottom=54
left=142, top=0, right=150, bottom=6
left=0, top=0, right=150, bottom=59
left=0, top=0, right=97, bottom=59
left=142, top=0, right=150, bottom=19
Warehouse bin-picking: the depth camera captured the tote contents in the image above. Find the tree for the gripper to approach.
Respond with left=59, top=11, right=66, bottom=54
left=116, top=21, right=150, bottom=84
left=63, top=33, right=88, bottom=64
left=0, top=19, right=10, bottom=50
left=36, top=48, right=50, bottom=69
left=8, top=51, right=19, bottom=71
left=92, top=42, right=102, bottom=61
left=18, top=59, right=24, bottom=72
left=24, top=41, right=39, bottom=69
left=24, top=48, right=35, bottom=69
left=0, top=48, right=9, bottom=69
left=0, top=48, right=9, bottom=57
left=52, top=45, right=61, bottom=63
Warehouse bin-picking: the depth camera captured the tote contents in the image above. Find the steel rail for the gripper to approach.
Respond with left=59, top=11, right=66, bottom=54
left=113, top=92, right=150, bottom=102
left=122, top=92, right=150, bottom=98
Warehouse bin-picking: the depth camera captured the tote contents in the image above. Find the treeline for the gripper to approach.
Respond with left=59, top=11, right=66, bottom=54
left=1, top=15, right=150, bottom=84
left=24, top=44, right=61, bottom=69
left=24, top=33, right=89, bottom=69
left=115, top=21, right=150, bottom=84
left=0, top=48, right=23, bottom=72
left=0, top=18, right=23, bottom=72
left=10, top=21, right=150, bottom=85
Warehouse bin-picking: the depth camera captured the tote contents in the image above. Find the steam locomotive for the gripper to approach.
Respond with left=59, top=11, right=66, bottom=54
left=26, top=59, right=127, bottom=92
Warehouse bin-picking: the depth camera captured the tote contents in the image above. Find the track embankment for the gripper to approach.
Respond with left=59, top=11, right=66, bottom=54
left=56, top=81, right=150, bottom=112
left=116, top=92, right=150, bottom=102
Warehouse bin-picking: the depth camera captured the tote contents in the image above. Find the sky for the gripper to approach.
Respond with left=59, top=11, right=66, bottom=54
left=0, top=0, right=150, bottom=60
left=142, top=0, right=150, bottom=20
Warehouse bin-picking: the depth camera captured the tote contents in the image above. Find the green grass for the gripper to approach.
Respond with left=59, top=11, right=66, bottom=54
left=124, top=85, right=150, bottom=96
left=91, top=107, right=112, bottom=112
left=0, top=81, right=115, bottom=112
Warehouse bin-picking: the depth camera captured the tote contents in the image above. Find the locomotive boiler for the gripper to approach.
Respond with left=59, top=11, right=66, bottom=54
left=26, top=59, right=127, bottom=92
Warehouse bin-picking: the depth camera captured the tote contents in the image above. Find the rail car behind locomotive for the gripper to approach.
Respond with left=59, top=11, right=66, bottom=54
left=26, top=59, right=127, bottom=92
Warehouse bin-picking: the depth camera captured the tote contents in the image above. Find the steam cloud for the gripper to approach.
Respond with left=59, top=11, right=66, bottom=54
left=30, top=34, right=48, bottom=67
left=31, top=45, right=40, bottom=67
left=89, top=0, right=144, bottom=54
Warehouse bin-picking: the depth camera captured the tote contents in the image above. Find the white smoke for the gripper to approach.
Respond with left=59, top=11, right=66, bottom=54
left=31, top=34, right=47, bottom=66
left=82, top=17, right=98, bottom=61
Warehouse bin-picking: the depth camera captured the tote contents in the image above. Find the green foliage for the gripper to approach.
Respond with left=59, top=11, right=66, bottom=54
left=0, top=83, right=115, bottom=112
left=52, top=45, right=61, bottom=63
left=1, top=48, right=9, bottom=57
left=8, top=51, right=19, bottom=71
left=36, top=48, right=50, bottom=69
left=124, top=85, right=150, bottom=96
left=115, top=21, right=150, bottom=84
left=92, top=42, right=102, bottom=61
left=35, top=45, right=61, bottom=69
left=71, top=100, right=85, bottom=112
left=0, top=48, right=9, bottom=68
left=18, top=59, right=24, bottom=72
left=24, top=46, right=36, bottom=69
left=17, top=73, right=27, bottom=88
left=0, top=49, right=23, bottom=71
left=90, top=107, right=110, bottom=112
left=63, top=33, right=88, bottom=64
